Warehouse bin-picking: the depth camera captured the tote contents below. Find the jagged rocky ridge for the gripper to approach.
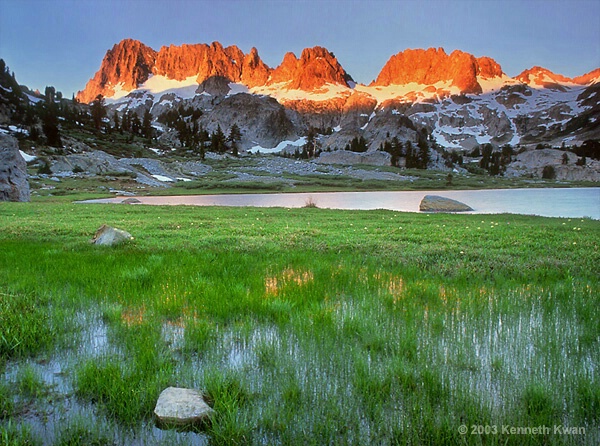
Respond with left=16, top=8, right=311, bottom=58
left=75, top=39, right=600, bottom=155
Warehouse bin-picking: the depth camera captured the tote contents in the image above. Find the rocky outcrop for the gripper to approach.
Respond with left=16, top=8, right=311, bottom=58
left=419, top=195, right=473, bottom=212
left=51, top=150, right=134, bottom=176
left=372, top=48, right=503, bottom=94
left=47, top=151, right=194, bottom=187
left=77, top=39, right=157, bottom=103
left=78, top=40, right=272, bottom=102
left=268, top=46, right=353, bottom=90
left=505, top=148, right=600, bottom=181
left=91, top=225, right=133, bottom=246
left=198, top=93, right=298, bottom=149
left=317, top=149, right=391, bottom=166
left=241, top=47, right=272, bottom=87
left=154, top=387, right=214, bottom=429
left=0, top=133, right=30, bottom=202
left=153, top=42, right=270, bottom=87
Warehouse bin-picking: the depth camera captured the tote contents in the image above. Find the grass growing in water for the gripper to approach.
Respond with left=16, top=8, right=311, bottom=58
left=0, top=201, right=598, bottom=445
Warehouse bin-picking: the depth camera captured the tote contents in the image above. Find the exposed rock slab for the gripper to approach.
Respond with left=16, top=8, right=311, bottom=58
left=0, top=133, right=30, bottom=202
left=504, top=148, right=600, bottom=181
left=91, top=225, right=133, bottom=246
left=419, top=195, right=473, bottom=212
left=317, top=150, right=391, bottom=166
left=154, top=387, right=214, bottom=429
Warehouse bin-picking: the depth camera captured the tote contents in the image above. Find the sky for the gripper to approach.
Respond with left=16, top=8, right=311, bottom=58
left=1, top=0, right=599, bottom=97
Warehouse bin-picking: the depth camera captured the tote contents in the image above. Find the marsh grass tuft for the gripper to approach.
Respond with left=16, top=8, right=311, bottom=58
left=16, top=364, right=47, bottom=399
left=303, top=196, right=318, bottom=208
left=0, top=291, right=51, bottom=360
left=0, top=382, right=13, bottom=420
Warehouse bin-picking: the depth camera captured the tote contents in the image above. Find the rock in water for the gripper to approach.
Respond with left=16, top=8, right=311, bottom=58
left=419, top=195, right=473, bottom=212
left=154, top=387, right=214, bottom=429
left=91, top=224, right=133, bottom=245
left=121, top=197, right=142, bottom=204
left=0, top=133, right=30, bottom=202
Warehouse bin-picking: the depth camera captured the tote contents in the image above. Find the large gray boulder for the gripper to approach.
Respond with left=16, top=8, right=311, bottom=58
left=154, top=387, right=214, bottom=429
left=91, top=225, right=133, bottom=246
left=0, top=133, right=30, bottom=202
left=419, top=195, right=473, bottom=212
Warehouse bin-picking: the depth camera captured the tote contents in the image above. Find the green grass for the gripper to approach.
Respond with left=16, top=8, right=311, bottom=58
left=0, top=201, right=598, bottom=445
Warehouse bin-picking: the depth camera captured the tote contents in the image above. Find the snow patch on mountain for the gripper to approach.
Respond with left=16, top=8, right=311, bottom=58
left=356, top=81, right=462, bottom=105
left=106, top=75, right=199, bottom=105
left=227, top=83, right=250, bottom=96
left=25, top=93, right=43, bottom=104
left=250, top=82, right=352, bottom=102
left=249, top=136, right=307, bottom=154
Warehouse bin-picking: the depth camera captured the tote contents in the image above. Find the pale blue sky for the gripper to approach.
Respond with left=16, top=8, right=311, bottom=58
left=1, top=0, right=598, bottom=96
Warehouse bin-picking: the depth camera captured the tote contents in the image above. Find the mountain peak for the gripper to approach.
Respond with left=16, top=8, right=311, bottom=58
left=573, top=68, right=600, bottom=85
left=269, top=46, right=353, bottom=90
left=372, top=47, right=503, bottom=94
left=76, top=38, right=156, bottom=103
left=515, top=66, right=574, bottom=87
left=517, top=66, right=600, bottom=87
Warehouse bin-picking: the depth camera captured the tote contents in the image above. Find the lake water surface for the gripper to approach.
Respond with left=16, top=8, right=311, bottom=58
left=87, top=187, right=600, bottom=219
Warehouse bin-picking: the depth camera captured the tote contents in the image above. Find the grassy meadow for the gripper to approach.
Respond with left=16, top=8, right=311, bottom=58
left=0, top=200, right=598, bottom=445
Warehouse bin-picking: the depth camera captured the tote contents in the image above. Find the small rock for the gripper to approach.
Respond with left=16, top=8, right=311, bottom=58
left=121, top=197, right=142, bottom=204
left=154, top=387, right=214, bottom=429
left=91, top=224, right=133, bottom=246
left=419, top=195, right=473, bottom=212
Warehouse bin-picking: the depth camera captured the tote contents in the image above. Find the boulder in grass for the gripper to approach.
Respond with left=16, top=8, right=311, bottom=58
left=154, top=387, right=214, bottom=429
left=419, top=195, right=473, bottom=212
left=91, top=224, right=133, bottom=246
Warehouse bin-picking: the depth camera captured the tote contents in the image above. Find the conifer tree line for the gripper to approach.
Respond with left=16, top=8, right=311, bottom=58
left=377, top=128, right=431, bottom=169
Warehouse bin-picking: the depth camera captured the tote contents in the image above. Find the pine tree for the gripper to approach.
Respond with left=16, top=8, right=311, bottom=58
left=479, top=144, right=493, bottom=171
left=211, top=125, right=227, bottom=153
left=42, top=102, right=62, bottom=147
left=416, top=129, right=430, bottom=169
left=130, top=112, right=141, bottom=135
left=90, top=94, right=107, bottom=131
left=383, top=136, right=402, bottom=167
left=142, top=109, right=153, bottom=140
left=303, top=127, right=319, bottom=158
left=405, top=141, right=416, bottom=168
left=121, top=111, right=130, bottom=133
left=113, top=112, right=120, bottom=132
left=228, top=123, right=242, bottom=156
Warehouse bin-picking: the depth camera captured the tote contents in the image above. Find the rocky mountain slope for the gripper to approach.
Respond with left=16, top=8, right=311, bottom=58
left=76, top=39, right=600, bottom=154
